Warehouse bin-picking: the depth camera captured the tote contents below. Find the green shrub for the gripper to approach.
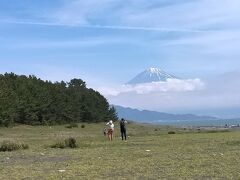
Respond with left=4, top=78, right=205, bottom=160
left=0, top=141, right=29, bottom=152
left=51, top=137, right=77, bottom=149
left=81, top=124, right=85, bottom=128
left=21, top=144, right=29, bottom=150
left=65, top=137, right=77, bottom=148
left=168, top=131, right=176, bottom=134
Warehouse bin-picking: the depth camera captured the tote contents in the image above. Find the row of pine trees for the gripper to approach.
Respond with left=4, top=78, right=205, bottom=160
left=0, top=73, right=118, bottom=127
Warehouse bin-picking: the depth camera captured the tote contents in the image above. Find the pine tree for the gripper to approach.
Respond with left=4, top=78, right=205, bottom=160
left=0, top=73, right=118, bottom=126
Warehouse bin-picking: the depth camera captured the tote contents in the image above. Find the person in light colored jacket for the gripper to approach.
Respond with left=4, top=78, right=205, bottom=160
left=106, top=120, right=114, bottom=141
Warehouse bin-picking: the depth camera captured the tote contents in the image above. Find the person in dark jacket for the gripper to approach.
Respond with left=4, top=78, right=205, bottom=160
left=120, top=118, right=127, bottom=141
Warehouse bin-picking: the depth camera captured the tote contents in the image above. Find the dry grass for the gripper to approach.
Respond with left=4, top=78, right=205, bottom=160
left=0, top=123, right=240, bottom=179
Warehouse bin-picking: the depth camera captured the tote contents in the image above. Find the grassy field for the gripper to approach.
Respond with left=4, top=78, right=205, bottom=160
left=0, top=122, right=240, bottom=180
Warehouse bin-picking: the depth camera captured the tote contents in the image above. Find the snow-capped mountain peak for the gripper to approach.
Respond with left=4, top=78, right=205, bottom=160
left=149, top=67, right=160, bottom=73
left=127, top=67, right=178, bottom=85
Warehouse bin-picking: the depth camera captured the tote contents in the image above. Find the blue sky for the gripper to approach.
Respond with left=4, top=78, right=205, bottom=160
left=1, top=0, right=240, bottom=116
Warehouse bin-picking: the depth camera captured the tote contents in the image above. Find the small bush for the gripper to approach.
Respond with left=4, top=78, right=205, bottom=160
left=168, top=131, right=176, bottom=134
left=81, top=124, right=85, bottom=128
left=51, top=137, right=77, bottom=149
left=65, top=137, right=77, bottom=148
left=0, top=141, right=29, bottom=152
left=65, top=123, right=79, bottom=129
left=21, top=144, right=29, bottom=150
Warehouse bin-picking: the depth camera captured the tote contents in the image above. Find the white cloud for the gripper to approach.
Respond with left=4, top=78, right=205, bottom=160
left=6, top=0, right=238, bottom=33
left=122, top=0, right=240, bottom=30
left=50, top=0, right=117, bottom=25
left=98, top=78, right=205, bottom=96
left=44, top=0, right=240, bottom=32
left=0, top=19, right=211, bottom=33
left=161, top=30, right=240, bottom=53
left=1, top=36, right=130, bottom=49
left=3, top=0, right=240, bottom=34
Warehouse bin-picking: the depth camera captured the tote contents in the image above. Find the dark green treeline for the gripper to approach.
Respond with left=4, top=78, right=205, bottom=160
left=0, top=73, right=118, bottom=127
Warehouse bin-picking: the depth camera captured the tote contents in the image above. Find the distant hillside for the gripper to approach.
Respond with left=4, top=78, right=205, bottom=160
left=115, top=105, right=217, bottom=122
left=0, top=73, right=118, bottom=127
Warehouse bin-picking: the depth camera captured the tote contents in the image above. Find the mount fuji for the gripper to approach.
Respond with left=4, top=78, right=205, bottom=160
left=127, top=67, right=178, bottom=85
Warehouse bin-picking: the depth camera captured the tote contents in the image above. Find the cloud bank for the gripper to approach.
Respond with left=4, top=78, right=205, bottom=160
left=98, top=78, right=204, bottom=96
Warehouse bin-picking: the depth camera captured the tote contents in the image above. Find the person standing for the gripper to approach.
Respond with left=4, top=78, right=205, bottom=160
left=120, top=118, right=127, bottom=141
left=106, top=120, right=114, bottom=141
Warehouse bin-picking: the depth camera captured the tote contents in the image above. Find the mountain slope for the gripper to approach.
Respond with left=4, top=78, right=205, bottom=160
left=127, top=67, right=178, bottom=85
left=115, top=105, right=217, bottom=122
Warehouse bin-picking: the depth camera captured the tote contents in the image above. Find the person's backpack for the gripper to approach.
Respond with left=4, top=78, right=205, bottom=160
left=120, top=120, right=125, bottom=128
